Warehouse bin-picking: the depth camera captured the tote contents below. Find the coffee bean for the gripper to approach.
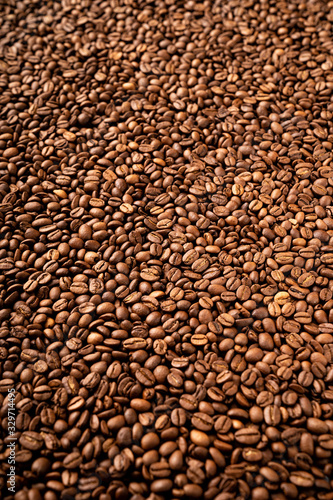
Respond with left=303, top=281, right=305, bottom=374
left=63, top=452, right=82, bottom=469
left=169, top=450, right=183, bottom=470
left=191, top=412, right=214, bottom=431
left=214, top=416, right=232, bottom=433
left=150, top=479, right=173, bottom=493
left=19, top=432, right=44, bottom=450
left=242, top=448, right=263, bottom=462
left=263, top=405, right=281, bottom=426
left=183, top=484, right=203, bottom=498
left=149, top=462, right=171, bottom=478
left=234, top=428, right=261, bottom=445
left=307, top=417, right=329, bottom=434
left=123, top=338, right=147, bottom=350
left=318, top=435, right=333, bottom=450
left=252, top=487, right=269, bottom=500
left=190, top=429, right=210, bottom=447
left=179, top=394, right=198, bottom=411
left=171, top=408, right=187, bottom=427
left=290, top=471, right=315, bottom=487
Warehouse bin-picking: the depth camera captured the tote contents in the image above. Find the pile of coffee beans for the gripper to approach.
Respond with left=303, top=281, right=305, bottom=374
left=1, top=0, right=333, bottom=498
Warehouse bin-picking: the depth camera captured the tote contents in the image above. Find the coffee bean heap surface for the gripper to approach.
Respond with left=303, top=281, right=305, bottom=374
left=1, top=0, right=333, bottom=499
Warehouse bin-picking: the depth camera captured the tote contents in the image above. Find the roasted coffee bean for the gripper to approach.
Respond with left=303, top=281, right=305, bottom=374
left=242, top=448, right=263, bottom=462
left=171, top=408, right=187, bottom=427
left=19, top=432, right=44, bottom=450
left=149, top=462, right=171, bottom=478
left=235, top=428, right=261, bottom=445
left=191, top=412, right=214, bottom=431
left=290, top=471, right=315, bottom=488
left=214, top=416, right=232, bottom=433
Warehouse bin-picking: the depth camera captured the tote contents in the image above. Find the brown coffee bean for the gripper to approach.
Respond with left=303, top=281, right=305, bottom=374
left=318, top=435, right=333, bottom=450
left=150, top=462, right=171, bottom=478
left=235, top=428, right=261, bottom=445
left=290, top=471, right=314, bottom=487
left=31, top=457, right=51, bottom=476
left=123, top=338, right=147, bottom=350
left=242, top=448, right=263, bottom=462
left=19, top=431, right=44, bottom=450
left=63, top=452, right=82, bottom=469
left=214, top=416, right=232, bottom=433
left=190, top=429, right=210, bottom=447
left=307, top=417, right=329, bottom=434
left=191, top=412, right=214, bottom=431
left=150, top=479, right=172, bottom=493
left=171, top=408, right=187, bottom=427
left=263, top=405, right=281, bottom=426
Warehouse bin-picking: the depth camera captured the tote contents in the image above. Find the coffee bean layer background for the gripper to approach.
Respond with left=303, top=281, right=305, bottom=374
left=1, top=0, right=333, bottom=498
